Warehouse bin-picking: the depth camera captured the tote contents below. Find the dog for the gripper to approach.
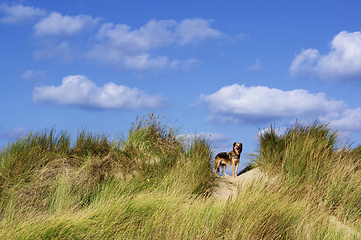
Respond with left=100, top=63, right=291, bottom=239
left=214, top=142, right=242, bottom=178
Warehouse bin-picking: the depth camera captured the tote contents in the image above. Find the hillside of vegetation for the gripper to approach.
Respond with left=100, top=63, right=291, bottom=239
left=0, top=114, right=361, bottom=239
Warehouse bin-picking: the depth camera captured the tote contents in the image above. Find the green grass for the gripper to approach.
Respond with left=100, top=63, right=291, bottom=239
left=253, top=121, right=361, bottom=225
left=0, top=115, right=360, bottom=239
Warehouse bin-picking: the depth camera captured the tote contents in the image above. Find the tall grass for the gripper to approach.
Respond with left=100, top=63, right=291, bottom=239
left=117, top=112, right=183, bottom=176
left=0, top=116, right=360, bottom=239
left=0, top=113, right=215, bottom=234
left=254, top=121, right=361, bottom=224
left=0, top=128, right=70, bottom=180
left=1, top=172, right=358, bottom=239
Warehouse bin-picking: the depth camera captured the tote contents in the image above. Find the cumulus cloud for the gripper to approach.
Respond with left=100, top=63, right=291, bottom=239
left=86, top=18, right=222, bottom=70
left=3, top=3, right=225, bottom=72
left=93, top=18, right=223, bottom=52
left=327, top=108, right=361, bottom=131
left=0, top=3, right=46, bottom=24
left=290, top=31, right=361, bottom=81
left=32, top=75, right=169, bottom=109
left=175, top=18, right=224, bottom=45
left=33, top=12, right=100, bottom=36
left=199, top=84, right=349, bottom=125
left=94, top=20, right=176, bottom=53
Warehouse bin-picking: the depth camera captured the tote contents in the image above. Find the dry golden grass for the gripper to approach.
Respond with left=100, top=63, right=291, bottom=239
left=0, top=116, right=360, bottom=239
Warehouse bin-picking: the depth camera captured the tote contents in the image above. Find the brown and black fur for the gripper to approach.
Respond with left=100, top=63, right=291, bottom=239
left=214, top=142, right=243, bottom=178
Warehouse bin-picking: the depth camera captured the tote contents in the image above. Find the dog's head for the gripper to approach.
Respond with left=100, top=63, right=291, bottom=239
left=233, top=142, right=242, bottom=155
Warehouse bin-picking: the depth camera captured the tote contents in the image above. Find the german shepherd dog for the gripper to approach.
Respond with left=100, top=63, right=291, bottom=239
left=214, top=142, right=242, bottom=178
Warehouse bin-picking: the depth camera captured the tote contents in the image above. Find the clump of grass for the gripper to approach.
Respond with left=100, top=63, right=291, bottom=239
left=183, top=135, right=214, bottom=196
left=129, top=112, right=180, bottom=155
left=70, top=129, right=111, bottom=159
left=117, top=112, right=182, bottom=175
left=254, top=121, right=337, bottom=180
left=253, top=120, right=361, bottom=223
left=0, top=128, right=70, bottom=181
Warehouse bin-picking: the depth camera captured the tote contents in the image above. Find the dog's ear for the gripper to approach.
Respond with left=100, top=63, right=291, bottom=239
left=233, top=142, right=236, bottom=147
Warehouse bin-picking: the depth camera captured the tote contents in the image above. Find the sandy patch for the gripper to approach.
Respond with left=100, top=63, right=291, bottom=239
left=212, top=168, right=269, bottom=200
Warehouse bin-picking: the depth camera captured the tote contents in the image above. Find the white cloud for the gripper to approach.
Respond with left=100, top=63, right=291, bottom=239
left=290, top=31, right=361, bottom=81
left=246, top=58, right=263, bottom=71
left=32, top=75, right=169, bottom=109
left=93, top=18, right=222, bottom=51
left=176, top=18, right=224, bottom=45
left=94, top=20, right=176, bottom=53
left=327, top=108, right=361, bottom=131
left=0, top=3, right=46, bottom=24
left=33, top=12, right=100, bottom=36
left=86, top=18, right=223, bottom=70
left=199, top=84, right=347, bottom=124
left=200, top=84, right=361, bottom=132
left=21, top=70, right=45, bottom=81
left=3, top=4, right=225, bottom=72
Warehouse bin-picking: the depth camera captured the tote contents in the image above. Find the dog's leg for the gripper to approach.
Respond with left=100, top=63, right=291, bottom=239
left=222, top=165, right=227, bottom=176
left=214, top=159, right=220, bottom=175
left=231, top=164, right=235, bottom=178
left=235, top=162, right=239, bottom=178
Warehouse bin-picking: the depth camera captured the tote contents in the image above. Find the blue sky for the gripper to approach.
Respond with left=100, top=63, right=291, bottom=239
left=1, top=0, right=361, bottom=172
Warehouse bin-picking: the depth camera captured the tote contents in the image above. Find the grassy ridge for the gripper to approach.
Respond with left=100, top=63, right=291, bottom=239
left=254, top=121, right=361, bottom=224
left=0, top=113, right=216, bottom=239
left=0, top=116, right=360, bottom=239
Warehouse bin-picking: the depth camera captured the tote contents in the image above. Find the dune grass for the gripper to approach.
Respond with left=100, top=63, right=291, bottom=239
left=254, top=121, right=361, bottom=225
left=0, top=115, right=360, bottom=239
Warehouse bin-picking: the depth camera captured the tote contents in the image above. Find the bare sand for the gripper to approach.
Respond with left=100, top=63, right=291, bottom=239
left=212, top=168, right=269, bottom=200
